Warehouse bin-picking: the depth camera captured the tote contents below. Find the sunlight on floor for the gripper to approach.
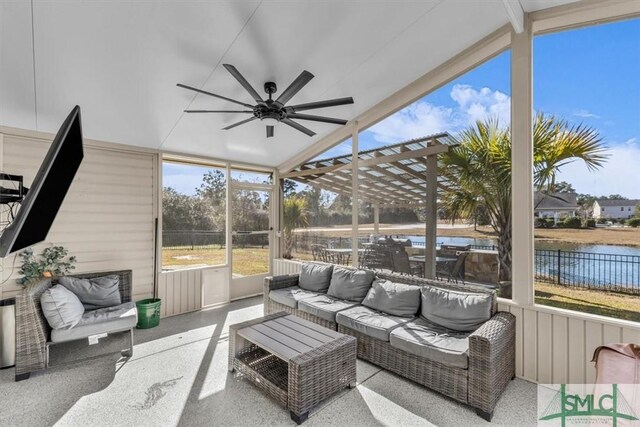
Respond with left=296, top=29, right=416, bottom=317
left=55, top=325, right=220, bottom=426
left=358, top=384, right=436, bottom=426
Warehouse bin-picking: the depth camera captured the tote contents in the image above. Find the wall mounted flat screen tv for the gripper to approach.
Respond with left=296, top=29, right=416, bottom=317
left=0, top=105, right=84, bottom=257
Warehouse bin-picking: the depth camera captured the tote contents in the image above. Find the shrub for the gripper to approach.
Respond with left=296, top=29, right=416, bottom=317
left=627, top=217, right=640, bottom=228
left=596, top=217, right=608, bottom=224
left=581, top=218, right=596, bottom=228
left=535, top=217, right=555, bottom=228
left=559, top=216, right=582, bottom=229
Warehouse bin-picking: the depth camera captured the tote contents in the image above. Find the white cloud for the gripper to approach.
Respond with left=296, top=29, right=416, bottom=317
left=450, top=85, right=511, bottom=126
left=368, top=102, right=455, bottom=144
left=573, top=109, right=600, bottom=119
left=624, top=137, right=637, bottom=146
left=367, top=84, right=510, bottom=144
left=556, top=142, right=640, bottom=198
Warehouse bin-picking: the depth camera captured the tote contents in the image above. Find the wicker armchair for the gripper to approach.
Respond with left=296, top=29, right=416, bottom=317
left=264, top=267, right=515, bottom=421
left=15, top=270, right=133, bottom=381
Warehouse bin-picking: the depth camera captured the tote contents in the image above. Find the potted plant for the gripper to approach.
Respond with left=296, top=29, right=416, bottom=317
left=17, top=246, right=77, bottom=285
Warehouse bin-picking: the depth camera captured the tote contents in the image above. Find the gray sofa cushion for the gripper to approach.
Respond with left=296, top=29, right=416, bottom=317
left=390, top=317, right=471, bottom=369
left=40, top=285, right=85, bottom=330
left=269, top=286, right=320, bottom=309
left=362, top=279, right=420, bottom=317
left=336, top=305, right=412, bottom=341
left=327, top=267, right=375, bottom=302
left=421, top=286, right=493, bottom=332
left=298, top=295, right=358, bottom=322
left=58, top=275, right=121, bottom=310
left=299, top=263, right=333, bottom=292
left=51, top=301, right=137, bottom=343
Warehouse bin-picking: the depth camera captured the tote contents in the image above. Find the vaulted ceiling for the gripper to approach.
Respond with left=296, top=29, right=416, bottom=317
left=1, top=0, right=577, bottom=167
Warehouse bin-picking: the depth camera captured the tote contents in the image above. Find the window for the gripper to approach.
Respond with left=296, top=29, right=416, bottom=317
left=533, top=18, right=640, bottom=321
left=162, top=161, right=227, bottom=270
left=231, top=169, right=272, bottom=184
left=281, top=139, right=354, bottom=262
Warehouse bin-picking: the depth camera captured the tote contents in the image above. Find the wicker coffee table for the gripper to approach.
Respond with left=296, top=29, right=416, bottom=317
left=229, top=312, right=357, bottom=424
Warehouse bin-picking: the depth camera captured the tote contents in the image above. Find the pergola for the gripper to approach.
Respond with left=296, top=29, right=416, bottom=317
left=282, top=133, right=452, bottom=278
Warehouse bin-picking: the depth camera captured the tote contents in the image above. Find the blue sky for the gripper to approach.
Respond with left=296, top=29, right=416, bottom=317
left=166, top=18, right=640, bottom=198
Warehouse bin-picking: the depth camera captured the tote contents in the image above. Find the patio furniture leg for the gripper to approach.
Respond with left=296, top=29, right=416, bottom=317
left=475, top=408, right=493, bottom=422
left=290, top=411, right=309, bottom=425
left=121, top=329, right=134, bottom=358
left=15, top=372, right=31, bottom=381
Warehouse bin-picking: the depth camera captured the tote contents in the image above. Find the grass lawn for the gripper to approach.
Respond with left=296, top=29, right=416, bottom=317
left=535, top=282, right=640, bottom=322
left=162, top=246, right=269, bottom=277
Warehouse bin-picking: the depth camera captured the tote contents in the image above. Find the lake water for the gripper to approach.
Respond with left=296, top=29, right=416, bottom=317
left=407, top=235, right=640, bottom=257
left=405, top=235, right=640, bottom=290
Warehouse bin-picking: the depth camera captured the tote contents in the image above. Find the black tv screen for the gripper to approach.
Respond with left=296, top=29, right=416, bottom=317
left=0, top=106, right=84, bottom=257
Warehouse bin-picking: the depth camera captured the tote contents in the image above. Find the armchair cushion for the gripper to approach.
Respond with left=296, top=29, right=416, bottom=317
left=420, top=286, right=492, bottom=332
left=362, top=279, right=420, bottom=318
left=298, top=263, right=333, bottom=292
left=51, top=301, right=137, bottom=343
left=327, top=266, right=375, bottom=302
left=40, top=285, right=85, bottom=330
left=58, top=275, right=121, bottom=310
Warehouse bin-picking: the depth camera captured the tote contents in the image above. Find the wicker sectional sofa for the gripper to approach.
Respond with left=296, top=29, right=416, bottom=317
left=263, top=264, right=515, bottom=421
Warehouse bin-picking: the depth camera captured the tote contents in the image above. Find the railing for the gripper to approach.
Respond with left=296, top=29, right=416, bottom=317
left=535, top=249, right=640, bottom=294
left=163, top=230, right=268, bottom=249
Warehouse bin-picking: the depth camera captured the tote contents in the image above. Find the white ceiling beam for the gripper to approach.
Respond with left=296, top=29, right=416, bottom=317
left=502, top=0, right=525, bottom=34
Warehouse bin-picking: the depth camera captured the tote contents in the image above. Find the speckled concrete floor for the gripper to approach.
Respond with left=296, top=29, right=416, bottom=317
left=0, top=297, right=538, bottom=426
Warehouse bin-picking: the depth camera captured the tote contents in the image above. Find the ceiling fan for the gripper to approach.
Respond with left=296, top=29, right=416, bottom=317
left=177, top=64, right=354, bottom=138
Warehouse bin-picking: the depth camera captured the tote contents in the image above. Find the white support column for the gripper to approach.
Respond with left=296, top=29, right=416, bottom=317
left=226, top=163, right=233, bottom=272
left=373, top=202, right=380, bottom=235
left=273, top=169, right=281, bottom=265
left=511, top=14, right=535, bottom=305
left=424, top=154, right=438, bottom=279
left=351, top=123, right=359, bottom=268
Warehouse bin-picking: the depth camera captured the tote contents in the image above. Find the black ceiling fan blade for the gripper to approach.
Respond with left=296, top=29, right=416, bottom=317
left=177, top=83, right=254, bottom=108
left=222, top=116, right=257, bottom=130
left=275, top=70, right=314, bottom=106
left=223, top=64, right=264, bottom=103
left=287, top=113, right=347, bottom=125
left=266, top=125, right=274, bottom=138
left=281, top=118, right=316, bottom=137
left=184, top=110, right=253, bottom=113
left=287, top=97, right=354, bottom=112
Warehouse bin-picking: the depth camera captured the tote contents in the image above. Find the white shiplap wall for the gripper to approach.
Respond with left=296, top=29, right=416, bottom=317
left=0, top=130, right=157, bottom=301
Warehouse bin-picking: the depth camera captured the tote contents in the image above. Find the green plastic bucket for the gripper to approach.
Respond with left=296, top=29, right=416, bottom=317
left=136, top=298, right=161, bottom=329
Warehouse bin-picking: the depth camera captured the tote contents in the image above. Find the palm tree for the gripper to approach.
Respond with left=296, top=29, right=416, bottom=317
left=441, top=113, right=606, bottom=281
left=282, top=196, right=309, bottom=259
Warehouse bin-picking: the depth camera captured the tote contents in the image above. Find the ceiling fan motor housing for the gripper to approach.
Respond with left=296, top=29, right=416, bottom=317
left=264, top=81, right=277, bottom=95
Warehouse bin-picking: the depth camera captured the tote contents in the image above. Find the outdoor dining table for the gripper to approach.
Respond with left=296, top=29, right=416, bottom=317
left=409, top=255, right=458, bottom=263
left=324, top=248, right=365, bottom=265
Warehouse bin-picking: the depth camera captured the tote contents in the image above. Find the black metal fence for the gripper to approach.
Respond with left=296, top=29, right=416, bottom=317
left=163, top=230, right=268, bottom=249
left=535, top=249, right=640, bottom=294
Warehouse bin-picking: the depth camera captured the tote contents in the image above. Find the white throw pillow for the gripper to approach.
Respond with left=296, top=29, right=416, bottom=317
left=41, top=285, right=85, bottom=329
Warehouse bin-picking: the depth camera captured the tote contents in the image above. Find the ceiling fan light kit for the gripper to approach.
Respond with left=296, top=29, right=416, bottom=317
left=178, top=64, right=354, bottom=138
